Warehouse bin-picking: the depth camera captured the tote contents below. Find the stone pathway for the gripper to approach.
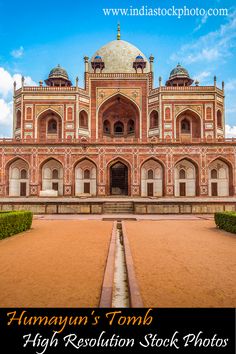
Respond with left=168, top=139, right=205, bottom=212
left=35, top=214, right=214, bottom=221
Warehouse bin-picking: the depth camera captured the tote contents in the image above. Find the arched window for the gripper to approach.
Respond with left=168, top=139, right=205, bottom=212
left=211, top=169, right=218, bottom=179
left=26, top=107, right=32, bottom=120
left=52, top=169, right=59, bottom=179
left=147, top=169, right=154, bottom=179
left=103, top=120, right=111, bottom=134
left=20, top=169, right=27, bottom=179
left=48, top=119, right=57, bottom=134
left=165, top=108, right=171, bottom=120
left=114, top=121, right=124, bottom=135
left=84, top=169, right=90, bottom=179
left=16, top=110, right=21, bottom=129
left=67, top=107, right=73, bottom=121
left=150, top=111, right=159, bottom=129
left=9, top=160, right=29, bottom=197
left=179, top=169, right=186, bottom=179
left=206, top=107, right=212, bottom=120
left=79, top=111, right=88, bottom=128
left=181, top=119, right=190, bottom=133
left=127, top=119, right=135, bottom=134
left=217, top=110, right=222, bottom=128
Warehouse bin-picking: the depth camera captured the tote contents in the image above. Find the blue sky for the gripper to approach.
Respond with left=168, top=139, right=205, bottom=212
left=0, top=0, right=235, bottom=137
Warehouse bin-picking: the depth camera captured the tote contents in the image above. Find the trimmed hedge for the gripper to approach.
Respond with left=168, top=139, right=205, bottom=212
left=0, top=211, right=33, bottom=240
left=214, top=211, right=236, bottom=234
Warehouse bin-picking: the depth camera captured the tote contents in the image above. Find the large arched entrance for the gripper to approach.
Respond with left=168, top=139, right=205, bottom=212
left=98, top=94, right=139, bottom=139
left=110, top=162, right=128, bottom=195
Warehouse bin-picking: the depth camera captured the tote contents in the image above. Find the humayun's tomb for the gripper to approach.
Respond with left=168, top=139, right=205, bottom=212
left=0, top=26, right=236, bottom=214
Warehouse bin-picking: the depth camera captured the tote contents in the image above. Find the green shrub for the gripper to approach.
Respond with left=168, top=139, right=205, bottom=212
left=0, top=211, right=33, bottom=240
left=214, top=211, right=236, bottom=234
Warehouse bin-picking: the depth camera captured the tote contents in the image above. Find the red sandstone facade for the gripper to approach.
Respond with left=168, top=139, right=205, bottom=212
left=0, top=32, right=235, bottom=199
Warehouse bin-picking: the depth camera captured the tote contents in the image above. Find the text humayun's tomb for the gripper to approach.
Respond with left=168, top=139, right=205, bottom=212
left=1, top=27, right=236, bottom=214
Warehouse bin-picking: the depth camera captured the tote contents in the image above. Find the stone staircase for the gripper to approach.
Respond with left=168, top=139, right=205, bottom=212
left=103, top=201, right=134, bottom=214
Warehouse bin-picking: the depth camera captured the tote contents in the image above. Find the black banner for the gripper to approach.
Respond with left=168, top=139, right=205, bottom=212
left=0, top=308, right=235, bottom=353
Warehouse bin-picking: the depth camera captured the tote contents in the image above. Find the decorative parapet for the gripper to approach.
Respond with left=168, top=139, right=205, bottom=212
left=0, top=137, right=235, bottom=146
left=14, top=86, right=88, bottom=96
left=149, top=86, right=223, bottom=96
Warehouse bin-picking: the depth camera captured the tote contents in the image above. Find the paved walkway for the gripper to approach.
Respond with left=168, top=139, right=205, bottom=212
left=0, top=220, right=112, bottom=307
left=126, top=219, right=236, bottom=307
left=35, top=214, right=214, bottom=220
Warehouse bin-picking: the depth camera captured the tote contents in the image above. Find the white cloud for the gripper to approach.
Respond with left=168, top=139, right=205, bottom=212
left=225, top=125, right=236, bottom=138
left=0, top=67, right=36, bottom=98
left=0, top=99, right=13, bottom=126
left=171, top=11, right=236, bottom=64
left=11, top=46, right=24, bottom=58
left=0, top=67, right=15, bottom=98
left=193, top=71, right=211, bottom=84
left=0, top=67, right=36, bottom=136
left=194, top=14, right=208, bottom=32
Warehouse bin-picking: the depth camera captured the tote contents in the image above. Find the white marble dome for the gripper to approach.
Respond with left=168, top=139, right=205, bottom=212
left=90, top=40, right=150, bottom=73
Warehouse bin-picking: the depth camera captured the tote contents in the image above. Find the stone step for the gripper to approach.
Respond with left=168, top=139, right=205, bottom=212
left=104, top=206, right=133, bottom=208
left=103, top=202, right=134, bottom=214
left=104, top=210, right=133, bottom=214
left=105, top=212, right=133, bottom=214
left=104, top=204, right=133, bottom=207
left=104, top=205, right=133, bottom=208
left=104, top=203, right=133, bottom=206
left=105, top=210, right=133, bottom=212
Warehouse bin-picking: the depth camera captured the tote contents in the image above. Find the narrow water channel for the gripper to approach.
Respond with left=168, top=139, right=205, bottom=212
left=111, top=222, right=130, bottom=307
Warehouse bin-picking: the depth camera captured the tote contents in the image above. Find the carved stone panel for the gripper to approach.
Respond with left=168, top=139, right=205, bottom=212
left=35, top=105, right=64, bottom=118
left=97, top=88, right=141, bottom=108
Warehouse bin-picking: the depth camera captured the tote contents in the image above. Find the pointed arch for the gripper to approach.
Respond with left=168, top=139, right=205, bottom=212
left=174, top=157, right=199, bottom=196
left=103, top=119, right=111, bottom=135
left=6, top=157, right=30, bottom=197
left=79, top=110, right=88, bottom=129
left=36, top=107, right=63, bottom=119
left=141, top=157, right=164, bottom=197
left=39, top=157, right=64, bottom=170
left=176, top=107, right=201, bottom=119
left=5, top=156, right=30, bottom=170
left=40, top=158, right=63, bottom=196
left=98, top=94, right=140, bottom=139
left=107, top=156, right=132, bottom=170
left=107, top=157, right=131, bottom=196
left=176, top=109, right=202, bottom=140
left=74, top=158, right=97, bottom=196
left=208, top=157, right=233, bottom=196
left=149, top=110, right=159, bottom=129
left=37, top=109, right=62, bottom=141
left=98, top=92, right=140, bottom=112
left=114, top=121, right=124, bottom=135
left=73, top=157, right=98, bottom=170
left=217, top=109, right=223, bottom=128
left=127, top=119, right=135, bottom=135
left=175, top=157, right=200, bottom=171
left=16, top=110, right=21, bottom=129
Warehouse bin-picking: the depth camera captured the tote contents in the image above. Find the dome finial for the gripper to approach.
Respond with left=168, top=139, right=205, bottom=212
left=117, top=23, right=121, bottom=40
